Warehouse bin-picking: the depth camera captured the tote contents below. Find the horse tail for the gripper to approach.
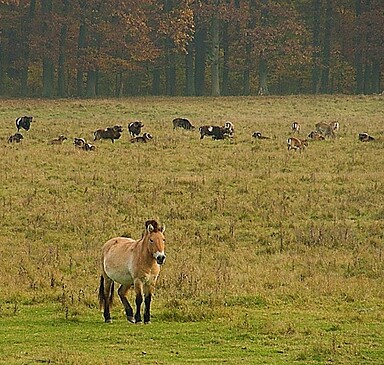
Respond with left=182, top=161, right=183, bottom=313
left=98, top=275, right=114, bottom=310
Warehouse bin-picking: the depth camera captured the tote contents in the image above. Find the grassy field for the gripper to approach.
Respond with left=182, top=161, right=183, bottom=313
left=0, top=95, right=383, bottom=364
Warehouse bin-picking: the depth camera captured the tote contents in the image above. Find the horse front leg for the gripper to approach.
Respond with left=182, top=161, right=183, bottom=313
left=144, top=293, right=152, bottom=324
left=118, top=285, right=134, bottom=323
left=134, top=279, right=143, bottom=323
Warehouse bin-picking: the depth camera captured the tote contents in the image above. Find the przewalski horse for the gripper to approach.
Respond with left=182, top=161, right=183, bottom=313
left=172, top=118, right=195, bottom=130
left=315, top=121, right=339, bottom=138
left=291, top=121, right=301, bottom=134
left=99, top=220, right=166, bottom=324
left=287, top=137, right=308, bottom=152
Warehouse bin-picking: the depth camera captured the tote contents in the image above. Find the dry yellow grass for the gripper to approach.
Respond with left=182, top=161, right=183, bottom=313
left=0, top=95, right=383, bottom=363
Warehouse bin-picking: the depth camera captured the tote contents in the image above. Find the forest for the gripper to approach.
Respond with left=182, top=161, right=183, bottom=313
left=0, top=0, right=383, bottom=98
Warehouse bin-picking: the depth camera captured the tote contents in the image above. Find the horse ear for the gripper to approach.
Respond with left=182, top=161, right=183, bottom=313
left=161, top=224, right=166, bottom=233
left=147, top=224, right=154, bottom=233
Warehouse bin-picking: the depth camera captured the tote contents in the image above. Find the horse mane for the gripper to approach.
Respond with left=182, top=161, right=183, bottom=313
left=145, top=219, right=160, bottom=232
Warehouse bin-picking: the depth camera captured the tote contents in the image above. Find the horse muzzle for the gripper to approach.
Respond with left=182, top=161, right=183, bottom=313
left=154, top=252, right=166, bottom=265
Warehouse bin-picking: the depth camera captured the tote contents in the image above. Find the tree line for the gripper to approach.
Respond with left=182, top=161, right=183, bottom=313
left=0, top=0, right=383, bottom=98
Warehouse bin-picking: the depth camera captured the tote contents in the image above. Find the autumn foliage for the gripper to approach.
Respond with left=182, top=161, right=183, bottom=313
left=0, top=0, right=383, bottom=97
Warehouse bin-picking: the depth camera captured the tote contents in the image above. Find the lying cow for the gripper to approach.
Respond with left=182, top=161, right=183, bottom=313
left=287, top=137, right=308, bottom=152
left=130, top=132, right=153, bottom=143
left=128, top=121, right=144, bottom=137
left=8, top=132, right=23, bottom=143
left=307, top=130, right=325, bottom=141
left=16, top=116, right=33, bottom=131
left=48, top=135, right=67, bottom=145
left=252, top=131, right=270, bottom=139
left=173, top=118, right=195, bottom=130
left=358, top=133, right=375, bottom=142
left=94, top=125, right=123, bottom=143
left=199, top=125, right=233, bottom=140
left=73, top=137, right=96, bottom=151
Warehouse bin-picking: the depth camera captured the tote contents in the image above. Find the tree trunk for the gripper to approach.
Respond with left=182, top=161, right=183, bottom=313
left=257, top=0, right=269, bottom=95
left=211, top=14, right=220, bottom=97
left=311, top=0, right=321, bottom=94
left=77, top=22, right=86, bottom=97
left=194, top=26, right=206, bottom=96
left=166, top=45, right=176, bottom=96
left=152, top=66, right=161, bottom=95
left=185, top=43, right=195, bottom=96
left=355, top=0, right=363, bottom=93
left=222, top=22, right=230, bottom=96
left=86, top=70, right=97, bottom=98
left=371, top=60, right=381, bottom=94
left=41, top=0, right=54, bottom=98
left=0, top=41, right=5, bottom=95
left=58, top=0, right=69, bottom=98
left=20, top=0, right=36, bottom=96
left=115, top=72, right=124, bottom=97
left=320, top=0, right=332, bottom=94
left=258, top=57, right=269, bottom=95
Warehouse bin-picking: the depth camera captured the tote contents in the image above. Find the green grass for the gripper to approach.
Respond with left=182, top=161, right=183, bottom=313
left=0, top=95, right=383, bottom=364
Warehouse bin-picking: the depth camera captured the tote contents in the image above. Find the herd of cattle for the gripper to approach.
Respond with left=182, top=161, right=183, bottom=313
left=6, top=115, right=377, bottom=151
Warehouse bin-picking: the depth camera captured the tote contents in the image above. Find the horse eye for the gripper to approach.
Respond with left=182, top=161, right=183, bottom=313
left=149, top=239, right=154, bottom=243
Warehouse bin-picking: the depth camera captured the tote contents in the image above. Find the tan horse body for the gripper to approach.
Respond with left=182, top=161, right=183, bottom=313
left=99, top=220, right=166, bottom=324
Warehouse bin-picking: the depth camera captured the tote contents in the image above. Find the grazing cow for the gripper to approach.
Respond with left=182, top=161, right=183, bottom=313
left=172, top=118, right=195, bottom=130
left=99, top=220, right=166, bottom=323
left=130, top=132, right=153, bottom=143
left=199, top=125, right=232, bottom=140
left=48, top=135, right=67, bottom=145
left=291, top=121, right=301, bottom=134
left=307, top=130, right=325, bottom=141
left=224, top=121, right=234, bottom=135
left=94, top=125, right=123, bottom=143
left=16, top=116, right=33, bottom=131
left=252, top=131, right=270, bottom=139
left=358, top=133, right=375, bottom=142
left=8, top=133, right=23, bottom=143
left=73, top=137, right=96, bottom=151
left=315, top=121, right=338, bottom=138
left=287, top=137, right=308, bottom=152
left=128, top=121, right=144, bottom=137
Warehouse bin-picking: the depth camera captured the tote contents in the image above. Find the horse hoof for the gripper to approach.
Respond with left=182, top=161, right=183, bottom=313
left=144, top=321, right=151, bottom=325
left=105, top=319, right=112, bottom=324
left=135, top=320, right=143, bottom=325
left=127, top=317, right=135, bottom=324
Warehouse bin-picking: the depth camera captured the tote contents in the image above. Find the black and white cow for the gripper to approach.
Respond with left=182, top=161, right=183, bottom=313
left=130, top=132, right=153, bottom=143
left=252, top=131, right=270, bottom=139
left=128, top=121, right=144, bottom=137
left=358, top=133, right=375, bottom=142
left=8, top=132, right=24, bottom=143
left=16, top=116, right=33, bottom=131
left=94, top=125, right=123, bottom=143
left=172, top=118, right=195, bottom=130
left=199, top=125, right=232, bottom=140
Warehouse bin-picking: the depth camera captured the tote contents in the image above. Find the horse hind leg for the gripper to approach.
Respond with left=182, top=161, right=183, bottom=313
left=99, top=275, right=114, bottom=323
left=118, top=285, right=135, bottom=323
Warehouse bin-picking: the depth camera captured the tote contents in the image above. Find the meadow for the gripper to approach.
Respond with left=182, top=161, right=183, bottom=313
left=0, top=95, right=383, bottom=364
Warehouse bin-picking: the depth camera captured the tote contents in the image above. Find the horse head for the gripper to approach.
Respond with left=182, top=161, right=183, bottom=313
left=145, top=220, right=166, bottom=265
